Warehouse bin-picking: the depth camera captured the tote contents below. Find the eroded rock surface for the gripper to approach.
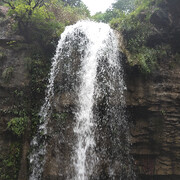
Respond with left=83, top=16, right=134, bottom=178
left=123, top=1, right=180, bottom=178
left=148, top=0, right=180, bottom=52
left=126, top=63, right=180, bottom=179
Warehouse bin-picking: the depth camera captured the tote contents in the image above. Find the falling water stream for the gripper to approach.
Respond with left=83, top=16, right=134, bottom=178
left=30, top=20, right=134, bottom=180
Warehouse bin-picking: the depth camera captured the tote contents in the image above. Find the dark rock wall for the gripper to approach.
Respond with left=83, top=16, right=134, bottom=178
left=126, top=63, right=180, bottom=179
left=0, top=8, right=51, bottom=180
left=124, top=1, right=180, bottom=179
left=148, top=0, right=180, bottom=53
left=0, top=16, right=30, bottom=180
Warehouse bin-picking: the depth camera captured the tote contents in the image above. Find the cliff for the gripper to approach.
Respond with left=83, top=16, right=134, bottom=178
left=0, top=7, right=29, bottom=179
left=0, top=1, right=180, bottom=179
left=0, top=6, right=51, bottom=179
left=124, top=0, right=180, bottom=179
left=126, top=64, right=180, bottom=180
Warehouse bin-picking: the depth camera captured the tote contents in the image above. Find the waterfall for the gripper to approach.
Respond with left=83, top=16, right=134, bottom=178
left=29, top=20, right=134, bottom=180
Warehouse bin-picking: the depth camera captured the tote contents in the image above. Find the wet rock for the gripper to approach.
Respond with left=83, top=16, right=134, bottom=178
left=150, top=9, right=172, bottom=29
left=147, top=0, right=180, bottom=52
left=0, top=9, right=30, bottom=180
left=126, top=63, right=180, bottom=179
left=125, top=4, right=180, bottom=177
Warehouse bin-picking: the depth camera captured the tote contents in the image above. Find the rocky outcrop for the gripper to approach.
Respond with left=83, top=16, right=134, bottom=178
left=0, top=8, right=51, bottom=180
left=126, top=63, right=180, bottom=179
left=125, top=0, right=180, bottom=179
left=0, top=8, right=30, bottom=180
left=148, top=0, right=180, bottom=53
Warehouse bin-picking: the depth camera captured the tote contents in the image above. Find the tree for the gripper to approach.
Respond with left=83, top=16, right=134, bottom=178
left=2, top=0, right=45, bottom=10
left=112, top=0, right=136, bottom=13
left=92, top=9, right=122, bottom=23
left=92, top=0, right=136, bottom=23
left=2, top=0, right=56, bottom=42
left=61, top=0, right=81, bottom=7
left=2, top=0, right=90, bottom=45
left=50, top=0, right=90, bottom=26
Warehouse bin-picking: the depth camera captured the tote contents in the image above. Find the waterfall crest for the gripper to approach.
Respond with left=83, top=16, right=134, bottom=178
left=29, top=20, right=134, bottom=180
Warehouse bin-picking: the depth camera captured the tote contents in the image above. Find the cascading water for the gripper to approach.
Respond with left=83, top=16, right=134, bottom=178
left=29, top=20, right=134, bottom=180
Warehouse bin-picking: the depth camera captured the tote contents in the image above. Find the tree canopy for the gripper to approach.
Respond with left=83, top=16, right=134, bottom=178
left=112, top=0, right=136, bottom=13
left=92, top=0, right=136, bottom=23
left=2, top=0, right=89, bottom=43
left=61, top=0, right=81, bottom=7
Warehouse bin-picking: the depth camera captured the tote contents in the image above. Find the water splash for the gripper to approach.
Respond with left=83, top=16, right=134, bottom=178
left=29, top=22, right=85, bottom=180
left=29, top=20, right=134, bottom=180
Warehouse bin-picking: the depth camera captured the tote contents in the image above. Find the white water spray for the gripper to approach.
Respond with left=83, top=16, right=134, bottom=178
left=72, top=22, right=123, bottom=180
left=29, top=20, right=133, bottom=180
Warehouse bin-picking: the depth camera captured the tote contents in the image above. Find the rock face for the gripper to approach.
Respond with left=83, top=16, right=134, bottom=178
left=126, top=63, right=180, bottom=179
left=0, top=8, right=30, bottom=180
left=148, top=0, right=180, bottom=52
left=0, top=8, right=50, bottom=180
left=125, top=1, right=180, bottom=179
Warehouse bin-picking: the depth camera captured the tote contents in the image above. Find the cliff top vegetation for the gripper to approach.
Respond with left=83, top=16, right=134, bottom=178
left=93, top=0, right=179, bottom=73
left=1, top=0, right=90, bottom=45
left=1, top=0, right=180, bottom=72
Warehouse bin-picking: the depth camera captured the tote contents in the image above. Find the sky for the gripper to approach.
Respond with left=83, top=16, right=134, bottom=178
left=82, top=0, right=116, bottom=15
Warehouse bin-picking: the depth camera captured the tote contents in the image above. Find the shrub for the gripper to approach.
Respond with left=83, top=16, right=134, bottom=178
left=8, top=116, right=28, bottom=136
left=2, top=67, right=14, bottom=82
left=0, top=51, right=6, bottom=60
left=110, top=0, right=171, bottom=72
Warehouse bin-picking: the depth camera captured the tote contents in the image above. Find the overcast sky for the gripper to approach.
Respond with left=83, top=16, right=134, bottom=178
left=82, top=0, right=116, bottom=15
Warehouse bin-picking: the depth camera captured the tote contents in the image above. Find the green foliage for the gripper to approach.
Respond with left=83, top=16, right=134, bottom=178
left=92, top=0, right=135, bottom=23
left=93, top=0, right=171, bottom=72
left=92, top=9, right=124, bottom=23
left=6, top=0, right=56, bottom=43
left=3, top=0, right=89, bottom=46
left=112, top=0, right=136, bottom=13
left=2, top=67, right=14, bottom=82
left=174, top=53, right=180, bottom=62
left=8, top=116, right=28, bottom=136
left=61, top=0, right=81, bottom=7
left=53, top=112, right=68, bottom=121
left=110, top=0, right=154, bottom=30
left=6, top=40, right=17, bottom=48
left=0, top=51, right=6, bottom=60
left=106, top=0, right=171, bottom=72
left=50, top=0, right=90, bottom=26
left=0, top=142, right=21, bottom=180
left=24, top=48, right=52, bottom=135
left=127, top=45, right=171, bottom=72
left=161, top=109, right=166, bottom=116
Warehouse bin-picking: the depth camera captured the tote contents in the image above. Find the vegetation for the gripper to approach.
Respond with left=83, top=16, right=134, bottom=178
left=0, top=143, right=21, bottom=180
left=0, top=51, right=6, bottom=60
left=112, top=0, right=136, bottom=12
left=2, top=67, right=14, bottom=82
left=8, top=117, right=28, bottom=136
left=61, top=0, right=81, bottom=7
left=3, top=0, right=170, bottom=72
left=93, top=0, right=171, bottom=72
left=92, top=0, right=135, bottom=23
left=0, top=52, right=50, bottom=179
left=2, top=0, right=89, bottom=44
